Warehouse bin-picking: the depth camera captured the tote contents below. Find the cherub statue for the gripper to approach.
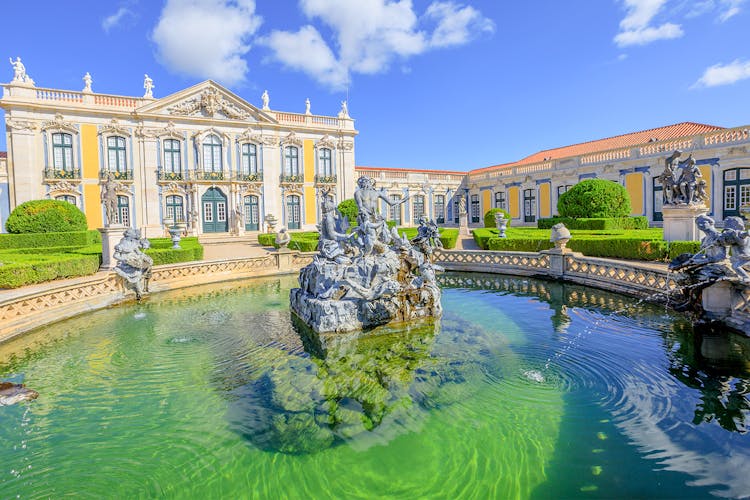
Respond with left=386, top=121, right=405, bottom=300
left=720, top=216, right=750, bottom=280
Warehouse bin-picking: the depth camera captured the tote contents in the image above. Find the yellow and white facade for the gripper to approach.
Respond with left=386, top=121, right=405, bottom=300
left=1, top=78, right=357, bottom=236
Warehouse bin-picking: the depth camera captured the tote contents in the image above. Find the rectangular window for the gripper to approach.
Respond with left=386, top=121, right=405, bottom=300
left=524, top=188, right=536, bottom=223
left=389, top=194, right=401, bottom=224
left=319, top=148, right=332, bottom=176
left=741, top=185, right=750, bottom=209
left=217, top=202, right=227, bottom=222
left=434, top=195, right=445, bottom=223
left=244, top=204, right=259, bottom=225
left=470, top=194, right=480, bottom=223
left=203, top=202, right=214, bottom=222
left=725, top=186, right=736, bottom=211
left=285, top=146, right=299, bottom=176
left=413, top=195, right=425, bottom=223
left=107, top=136, right=127, bottom=172
left=52, top=133, right=73, bottom=171
left=241, top=143, right=257, bottom=174
left=494, top=191, right=506, bottom=209
left=454, top=198, right=460, bottom=223
left=164, top=139, right=181, bottom=173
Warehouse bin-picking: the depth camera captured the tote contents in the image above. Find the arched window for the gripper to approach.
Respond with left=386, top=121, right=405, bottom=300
left=117, top=195, right=130, bottom=226
left=318, top=148, right=332, bottom=177
left=165, top=195, right=184, bottom=222
left=107, top=136, right=127, bottom=173
left=284, top=146, right=299, bottom=176
left=203, top=134, right=223, bottom=172
left=287, top=194, right=301, bottom=229
left=55, top=194, right=76, bottom=206
left=52, top=133, right=74, bottom=172
left=163, top=139, right=181, bottom=174
left=241, top=143, right=258, bottom=174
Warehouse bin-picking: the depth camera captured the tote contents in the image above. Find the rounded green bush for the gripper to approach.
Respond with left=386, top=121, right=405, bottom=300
left=337, top=199, right=358, bottom=224
left=483, top=208, right=511, bottom=228
left=5, top=199, right=88, bottom=233
left=557, top=179, right=631, bottom=218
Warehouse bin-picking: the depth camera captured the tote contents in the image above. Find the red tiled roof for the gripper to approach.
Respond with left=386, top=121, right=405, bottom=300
left=356, top=165, right=467, bottom=176
left=470, top=121, right=724, bottom=174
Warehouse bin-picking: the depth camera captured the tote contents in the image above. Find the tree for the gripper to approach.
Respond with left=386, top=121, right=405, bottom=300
left=557, top=179, right=631, bottom=218
left=483, top=208, right=511, bottom=228
left=337, top=198, right=358, bottom=225
left=5, top=199, right=88, bottom=233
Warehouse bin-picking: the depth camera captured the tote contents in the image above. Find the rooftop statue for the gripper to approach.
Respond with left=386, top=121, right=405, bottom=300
left=290, top=176, right=443, bottom=333
left=261, top=90, right=270, bottom=110
left=143, top=74, right=154, bottom=98
left=113, top=228, right=153, bottom=300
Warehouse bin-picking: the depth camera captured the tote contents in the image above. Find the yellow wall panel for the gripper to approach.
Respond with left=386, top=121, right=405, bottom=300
left=81, top=124, right=99, bottom=179
left=625, top=173, right=643, bottom=215
left=83, top=183, right=103, bottom=229
left=482, top=190, right=491, bottom=216
left=508, top=187, right=520, bottom=218
left=539, top=183, right=551, bottom=218
left=304, top=139, right=315, bottom=181
left=699, top=165, right=711, bottom=206
left=304, top=186, right=317, bottom=224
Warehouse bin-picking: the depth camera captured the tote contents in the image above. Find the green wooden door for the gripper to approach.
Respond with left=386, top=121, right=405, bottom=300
left=244, top=195, right=259, bottom=231
left=287, top=195, right=301, bottom=230
left=202, top=187, right=228, bottom=233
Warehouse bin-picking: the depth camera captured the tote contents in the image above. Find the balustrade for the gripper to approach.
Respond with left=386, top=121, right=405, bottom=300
left=44, top=167, right=81, bottom=180
left=99, top=169, right=134, bottom=181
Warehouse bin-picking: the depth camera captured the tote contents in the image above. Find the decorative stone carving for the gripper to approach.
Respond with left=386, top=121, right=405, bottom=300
left=82, top=72, right=92, bottom=93
left=261, top=90, right=270, bottom=110
left=48, top=181, right=79, bottom=193
left=168, top=88, right=248, bottom=119
left=660, top=150, right=708, bottom=206
left=338, top=139, right=354, bottom=151
left=237, top=127, right=264, bottom=145
left=495, top=213, right=508, bottom=237
left=290, top=176, right=442, bottom=333
left=338, top=100, right=349, bottom=119
left=305, top=98, right=311, bottom=115
left=276, top=227, right=291, bottom=249
left=282, top=131, right=303, bottom=147
left=143, top=74, right=154, bottom=98
left=113, top=228, right=153, bottom=300
left=265, top=214, right=278, bottom=233
left=550, top=223, right=571, bottom=250
left=8, top=57, right=34, bottom=86
left=41, top=113, right=76, bottom=133
left=5, top=119, right=37, bottom=132
left=99, top=119, right=130, bottom=137
left=317, top=134, right=336, bottom=149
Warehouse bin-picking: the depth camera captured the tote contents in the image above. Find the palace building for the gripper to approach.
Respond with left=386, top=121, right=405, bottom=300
left=2, top=64, right=750, bottom=235
left=1, top=71, right=357, bottom=236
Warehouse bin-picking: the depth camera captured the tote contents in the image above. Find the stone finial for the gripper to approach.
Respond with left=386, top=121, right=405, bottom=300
left=83, top=72, right=92, bottom=93
left=305, top=98, right=311, bottom=115
left=550, top=223, right=571, bottom=251
left=275, top=227, right=291, bottom=249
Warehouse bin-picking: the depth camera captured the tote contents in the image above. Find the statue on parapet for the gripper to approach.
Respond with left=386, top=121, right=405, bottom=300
left=113, top=228, right=153, bottom=300
left=143, top=74, right=154, bottom=98
left=9, top=56, right=33, bottom=86
left=261, top=90, right=270, bottom=110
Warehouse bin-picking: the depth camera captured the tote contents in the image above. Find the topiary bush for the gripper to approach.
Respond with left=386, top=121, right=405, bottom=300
left=557, top=180, right=631, bottom=219
left=5, top=199, right=88, bottom=233
left=337, top=199, right=358, bottom=225
left=537, top=216, right=648, bottom=230
left=484, top=208, right=511, bottom=228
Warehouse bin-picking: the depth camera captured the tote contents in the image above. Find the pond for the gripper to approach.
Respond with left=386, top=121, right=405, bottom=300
left=1, top=273, right=749, bottom=498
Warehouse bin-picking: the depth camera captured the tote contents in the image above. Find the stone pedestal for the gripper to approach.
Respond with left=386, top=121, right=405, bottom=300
left=459, top=213, right=470, bottom=236
left=662, top=205, right=708, bottom=242
left=702, top=281, right=734, bottom=318
left=98, top=226, right=126, bottom=270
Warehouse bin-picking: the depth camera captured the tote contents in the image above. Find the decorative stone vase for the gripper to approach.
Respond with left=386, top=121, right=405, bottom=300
left=495, top=213, right=508, bottom=238
left=168, top=225, right=182, bottom=249
left=265, top=214, right=278, bottom=233
left=550, top=223, right=571, bottom=251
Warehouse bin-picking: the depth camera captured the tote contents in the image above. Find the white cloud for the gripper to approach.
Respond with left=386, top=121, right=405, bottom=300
left=152, top=0, right=262, bottom=86
left=693, top=59, right=750, bottom=88
left=614, top=0, right=684, bottom=47
left=684, top=0, right=746, bottom=21
left=262, top=0, right=494, bottom=90
left=102, top=7, right=133, bottom=32
left=718, top=0, right=746, bottom=21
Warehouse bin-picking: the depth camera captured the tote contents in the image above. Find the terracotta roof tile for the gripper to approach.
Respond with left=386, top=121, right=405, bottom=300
left=470, top=122, right=724, bottom=174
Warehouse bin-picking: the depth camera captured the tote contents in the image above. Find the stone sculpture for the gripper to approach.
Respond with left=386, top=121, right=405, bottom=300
left=495, top=212, right=508, bottom=237
left=261, top=90, right=270, bottom=110
left=100, top=173, right=119, bottom=227
left=83, top=72, right=92, bottom=93
left=305, top=98, right=311, bottom=115
left=290, top=176, right=443, bottom=333
left=9, top=57, right=26, bottom=82
left=0, top=382, right=38, bottom=406
left=276, top=227, right=291, bottom=249
left=143, top=74, right=154, bottom=98
left=265, top=214, right=278, bottom=233
left=660, top=151, right=708, bottom=206
left=113, top=228, right=153, bottom=300
left=550, top=223, right=571, bottom=251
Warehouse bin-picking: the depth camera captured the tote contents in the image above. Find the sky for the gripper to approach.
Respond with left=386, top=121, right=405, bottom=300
left=1, top=0, right=749, bottom=171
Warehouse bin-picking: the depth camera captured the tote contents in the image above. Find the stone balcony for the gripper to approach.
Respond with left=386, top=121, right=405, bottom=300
left=99, top=169, right=133, bottom=181
left=235, top=172, right=263, bottom=183
left=157, top=169, right=185, bottom=182
left=44, top=167, right=81, bottom=180
left=280, top=174, right=304, bottom=185
left=314, top=174, right=337, bottom=185
left=195, top=171, right=225, bottom=181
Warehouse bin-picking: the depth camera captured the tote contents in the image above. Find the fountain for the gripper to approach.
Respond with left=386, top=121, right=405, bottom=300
left=113, top=227, right=153, bottom=300
left=669, top=214, right=750, bottom=329
left=290, top=178, right=443, bottom=333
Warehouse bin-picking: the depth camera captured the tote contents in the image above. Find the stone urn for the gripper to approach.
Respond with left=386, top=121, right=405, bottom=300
left=550, top=223, right=571, bottom=251
left=494, top=213, right=508, bottom=238
left=275, top=227, right=291, bottom=249
left=265, top=214, right=278, bottom=233
left=168, top=224, right=182, bottom=249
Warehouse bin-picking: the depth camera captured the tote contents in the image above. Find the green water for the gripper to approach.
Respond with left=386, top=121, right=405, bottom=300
left=1, top=274, right=748, bottom=498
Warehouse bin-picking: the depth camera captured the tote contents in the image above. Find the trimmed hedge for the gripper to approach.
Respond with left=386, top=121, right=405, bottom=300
left=6, top=199, right=88, bottom=233
left=484, top=208, right=511, bottom=228
left=487, top=238, right=554, bottom=252
left=472, top=228, right=498, bottom=250
left=0, top=230, right=100, bottom=250
left=537, top=216, right=648, bottom=230
left=558, top=179, right=631, bottom=218
left=145, top=237, right=204, bottom=264
left=666, top=240, right=700, bottom=260
left=395, top=227, right=459, bottom=249
left=0, top=253, right=100, bottom=288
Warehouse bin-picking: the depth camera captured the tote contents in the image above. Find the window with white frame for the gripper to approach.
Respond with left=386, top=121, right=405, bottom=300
left=389, top=194, right=401, bottom=224
left=165, top=195, right=184, bottom=222
left=163, top=139, right=181, bottom=173
left=241, top=143, right=258, bottom=174
left=203, top=134, right=223, bottom=172
left=494, top=191, right=506, bottom=209
left=319, top=148, right=332, bottom=177
left=52, top=133, right=74, bottom=172
left=285, top=146, right=299, bottom=176
left=413, top=195, right=425, bottom=223
left=117, top=195, right=130, bottom=226
left=471, top=194, right=480, bottom=223
left=434, top=194, right=445, bottom=223
left=55, top=194, right=77, bottom=206
left=107, top=136, right=127, bottom=172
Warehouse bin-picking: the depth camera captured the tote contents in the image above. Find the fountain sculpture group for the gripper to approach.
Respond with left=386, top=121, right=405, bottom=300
left=290, top=177, right=444, bottom=333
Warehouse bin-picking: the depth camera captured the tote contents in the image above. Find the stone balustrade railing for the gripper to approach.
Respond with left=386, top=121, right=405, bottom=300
left=273, top=111, right=353, bottom=130
left=355, top=168, right=465, bottom=184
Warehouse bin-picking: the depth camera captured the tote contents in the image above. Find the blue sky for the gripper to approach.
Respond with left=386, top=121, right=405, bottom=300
left=1, top=0, right=749, bottom=171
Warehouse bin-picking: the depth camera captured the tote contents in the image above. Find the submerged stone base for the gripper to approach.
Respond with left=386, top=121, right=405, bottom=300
left=290, top=286, right=441, bottom=333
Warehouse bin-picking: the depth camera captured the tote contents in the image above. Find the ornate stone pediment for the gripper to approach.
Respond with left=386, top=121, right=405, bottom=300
left=136, top=81, right=276, bottom=124
left=99, top=119, right=130, bottom=137
left=137, top=121, right=183, bottom=140
left=5, top=118, right=37, bottom=132
left=237, top=127, right=264, bottom=145
left=317, top=134, right=337, bottom=149
left=48, top=181, right=80, bottom=193
left=41, top=113, right=77, bottom=134
left=281, top=131, right=303, bottom=147
left=163, top=182, right=188, bottom=195
left=338, top=138, right=354, bottom=151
